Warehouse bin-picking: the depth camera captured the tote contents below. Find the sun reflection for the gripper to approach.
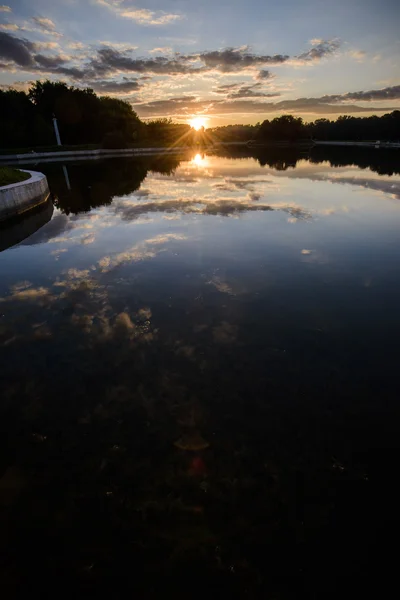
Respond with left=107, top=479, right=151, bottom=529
left=192, top=154, right=208, bottom=167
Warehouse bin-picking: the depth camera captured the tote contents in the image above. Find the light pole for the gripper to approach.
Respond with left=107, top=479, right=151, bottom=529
left=52, top=113, right=62, bottom=146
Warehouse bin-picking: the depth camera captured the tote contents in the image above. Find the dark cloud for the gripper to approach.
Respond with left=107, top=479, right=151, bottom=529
left=265, top=85, right=400, bottom=111
left=197, top=48, right=289, bottom=72
left=87, top=45, right=291, bottom=78
left=297, top=39, right=340, bottom=62
left=33, top=53, right=67, bottom=68
left=135, top=95, right=202, bottom=115
left=227, top=83, right=280, bottom=99
left=0, top=31, right=34, bottom=67
left=33, top=53, right=87, bottom=79
left=112, top=196, right=310, bottom=219
left=89, top=47, right=199, bottom=76
left=0, top=32, right=87, bottom=78
left=215, top=81, right=279, bottom=99
left=90, top=77, right=142, bottom=93
left=215, top=83, right=240, bottom=93
left=320, top=85, right=400, bottom=103
left=321, top=176, right=400, bottom=200
left=257, top=70, right=273, bottom=80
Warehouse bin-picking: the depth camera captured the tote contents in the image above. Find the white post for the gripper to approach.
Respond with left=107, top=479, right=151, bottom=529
left=62, top=165, right=71, bottom=190
left=53, top=116, right=62, bottom=146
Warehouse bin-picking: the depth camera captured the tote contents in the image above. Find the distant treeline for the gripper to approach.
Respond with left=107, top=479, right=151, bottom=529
left=211, top=112, right=400, bottom=143
left=1, top=80, right=399, bottom=150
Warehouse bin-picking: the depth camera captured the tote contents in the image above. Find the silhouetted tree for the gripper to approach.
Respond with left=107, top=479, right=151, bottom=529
left=257, top=115, right=305, bottom=141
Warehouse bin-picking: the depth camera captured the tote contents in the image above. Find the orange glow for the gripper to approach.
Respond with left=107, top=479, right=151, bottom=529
left=189, top=116, right=208, bottom=130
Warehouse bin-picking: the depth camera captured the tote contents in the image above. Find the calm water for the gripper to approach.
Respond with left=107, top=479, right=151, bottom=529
left=1, top=149, right=400, bottom=597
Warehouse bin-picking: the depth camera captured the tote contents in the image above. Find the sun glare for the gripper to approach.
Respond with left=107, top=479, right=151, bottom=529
left=189, top=117, right=208, bottom=130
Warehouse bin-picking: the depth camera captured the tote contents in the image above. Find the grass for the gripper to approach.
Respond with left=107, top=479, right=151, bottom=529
left=0, top=167, right=31, bottom=187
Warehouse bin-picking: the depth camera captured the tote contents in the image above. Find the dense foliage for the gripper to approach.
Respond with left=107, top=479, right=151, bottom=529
left=1, top=80, right=399, bottom=149
left=0, top=81, right=142, bottom=149
left=211, top=111, right=400, bottom=143
left=208, top=124, right=259, bottom=143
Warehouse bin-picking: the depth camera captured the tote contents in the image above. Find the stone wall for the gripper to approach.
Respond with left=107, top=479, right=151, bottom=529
left=0, top=170, right=50, bottom=222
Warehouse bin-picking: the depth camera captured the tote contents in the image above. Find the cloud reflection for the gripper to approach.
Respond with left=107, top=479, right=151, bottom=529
left=98, top=233, right=187, bottom=272
left=112, top=196, right=311, bottom=220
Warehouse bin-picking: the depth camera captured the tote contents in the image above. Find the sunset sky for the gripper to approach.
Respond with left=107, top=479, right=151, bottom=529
left=0, top=0, right=399, bottom=126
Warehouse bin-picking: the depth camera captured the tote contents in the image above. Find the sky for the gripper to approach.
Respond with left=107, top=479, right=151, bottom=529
left=0, top=0, right=399, bottom=126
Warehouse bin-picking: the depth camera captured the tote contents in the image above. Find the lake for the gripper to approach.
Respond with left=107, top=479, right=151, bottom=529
left=1, top=148, right=400, bottom=597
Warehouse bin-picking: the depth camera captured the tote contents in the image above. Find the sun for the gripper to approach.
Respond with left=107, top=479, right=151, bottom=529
left=189, top=116, right=208, bottom=131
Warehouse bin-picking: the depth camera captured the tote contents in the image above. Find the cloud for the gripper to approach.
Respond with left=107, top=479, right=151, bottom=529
left=322, top=176, right=400, bottom=201
left=34, top=41, right=60, bottom=50
left=87, top=45, right=293, bottom=79
left=0, top=34, right=345, bottom=89
left=0, top=32, right=87, bottom=78
left=111, top=195, right=311, bottom=220
left=89, top=46, right=194, bottom=76
left=0, top=24, right=18, bottom=31
left=149, top=46, right=173, bottom=54
left=197, top=48, right=289, bottom=72
left=0, top=31, right=35, bottom=67
left=120, top=8, right=182, bottom=25
left=296, top=39, right=340, bottom=63
left=89, top=76, right=142, bottom=93
left=226, top=83, right=280, bottom=99
left=214, top=81, right=279, bottom=99
left=215, top=83, right=240, bottom=93
left=133, top=90, right=400, bottom=117
left=96, top=1, right=182, bottom=26
left=348, top=49, right=366, bottom=62
left=284, top=85, right=400, bottom=107
left=257, top=69, right=274, bottom=80
left=334, top=84, right=400, bottom=102
left=0, top=31, right=398, bottom=119
left=31, top=16, right=62, bottom=37
left=98, top=233, right=187, bottom=272
left=32, top=17, right=56, bottom=31
left=0, top=5, right=11, bottom=12
left=33, top=53, right=69, bottom=68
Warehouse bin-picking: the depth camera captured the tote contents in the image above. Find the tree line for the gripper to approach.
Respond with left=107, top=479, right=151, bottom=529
left=211, top=112, right=400, bottom=143
left=1, top=80, right=399, bottom=150
left=0, top=80, right=201, bottom=150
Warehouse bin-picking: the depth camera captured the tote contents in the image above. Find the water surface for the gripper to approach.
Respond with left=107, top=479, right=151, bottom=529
left=1, top=149, right=400, bottom=597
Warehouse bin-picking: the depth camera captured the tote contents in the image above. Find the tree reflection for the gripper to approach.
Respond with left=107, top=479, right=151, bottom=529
left=210, top=145, right=400, bottom=176
left=309, top=146, right=400, bottom=176
left=43, top=154, right=187, bottom=215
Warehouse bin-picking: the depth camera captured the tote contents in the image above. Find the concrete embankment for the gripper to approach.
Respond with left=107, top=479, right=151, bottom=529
left=0, top=147, right=188, bottom=164
left=0, top=170, right=50, bottom=222
left=314, top=140, right=400, bottom=148
left=0, top=199, right=53, bottom=252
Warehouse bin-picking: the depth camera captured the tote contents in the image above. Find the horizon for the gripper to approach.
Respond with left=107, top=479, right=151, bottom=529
left=0, top=1, right=399, bottom=127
